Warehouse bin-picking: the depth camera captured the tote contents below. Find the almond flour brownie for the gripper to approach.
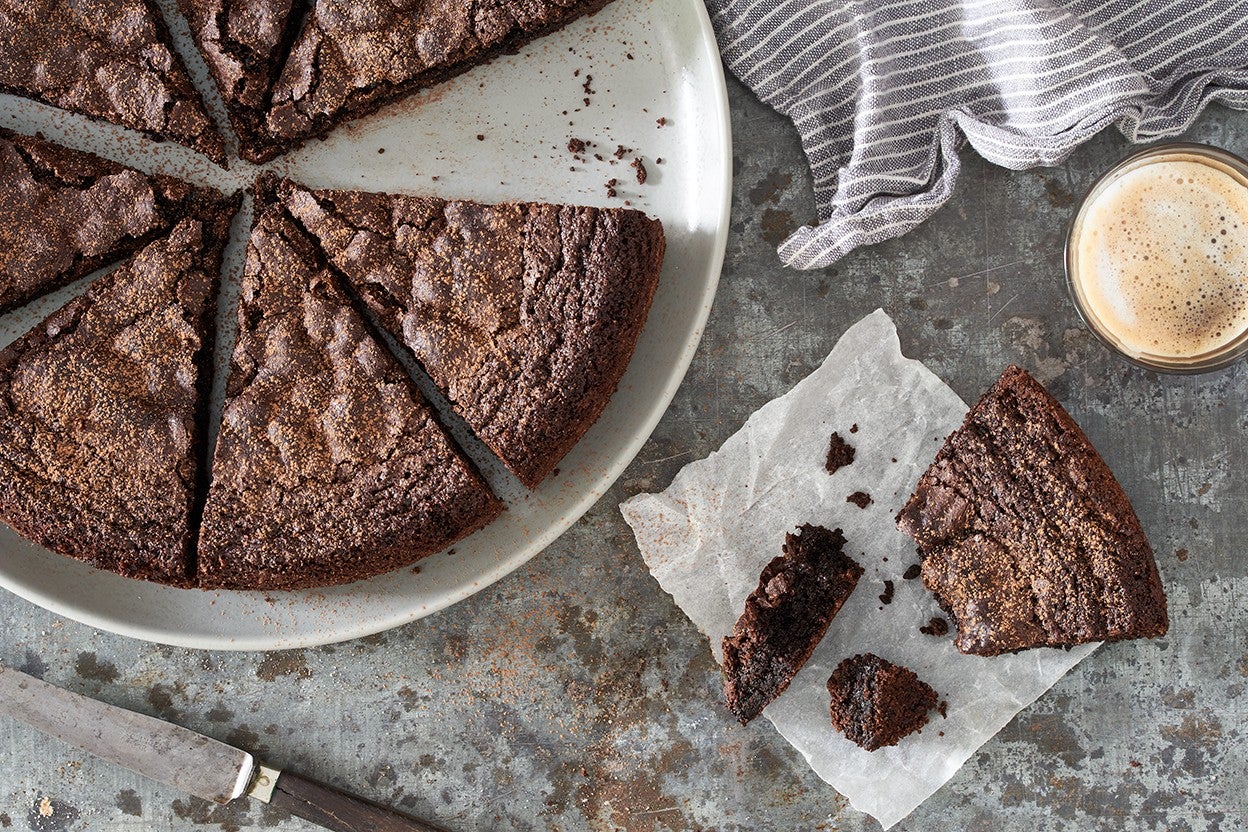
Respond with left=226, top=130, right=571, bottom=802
left=177, top=0, right=305, bottom=163
left=276, top=177, right=665, bottom=488
left=0, top=197, right=237, bottom=586
left=266, top=0, right=618, bottom=155
left=0, top=0, right=226, bottom=164
left=827, top=653, right=938, bottom=751
left=0, top=128, right=227, bottom=314
left=196, top=189, right=503, bottom=590
left=897, top=366, right=1169, bottom=656
left=722, top=525, right=864, bottom=725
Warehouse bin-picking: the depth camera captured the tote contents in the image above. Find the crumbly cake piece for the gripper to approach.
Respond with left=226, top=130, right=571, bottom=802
left=0, top=128, right=226, bottom=314
left=178, top=0, right=304, bottom=163
left=827, top=653, right=938, bottom=751
left=896, top=365, right=1168, bottom=656
left=0, top=0, right=226, bottom=164
left=266, top=0, right=618, bottom=155
left=196, top=190, right=503, bottom=590
left=275, top=176, right=665, bottom=488
left=825, top=431, right=855, bottom=474
left=722, top=525, right=863, bottom=725
left=0, top=197, right=238, bottom=585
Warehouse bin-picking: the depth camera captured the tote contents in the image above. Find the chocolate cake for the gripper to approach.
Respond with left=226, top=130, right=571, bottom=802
left=722, top=525, right=863, bottom=725
left=825, top=431, right=855, bottom=474
left=0, top=0, right=226, bottom=165
left=265, top=0, right=619, bottom=155
left=896, top=365, right=1169, bottom=656
left=276, top=177, right=665, bottom=488
left=827, top=653, right=938, bottom=751
left=0, top=196, right=237, bottom=586
left=196, top=192, right=504, bottom=590
left=0, top=128, right=226, bottom=314
left=178, top=0, right=304, bottom=163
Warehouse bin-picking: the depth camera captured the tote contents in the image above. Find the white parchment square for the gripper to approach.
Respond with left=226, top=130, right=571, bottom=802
left=620, top=309, right=1098, bottom=829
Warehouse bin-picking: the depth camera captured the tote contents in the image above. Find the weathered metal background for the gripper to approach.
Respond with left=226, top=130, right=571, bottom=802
left=1, top=76, right=1244, bottom=832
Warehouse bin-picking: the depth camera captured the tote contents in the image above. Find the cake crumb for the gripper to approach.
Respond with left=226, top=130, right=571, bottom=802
left=847, top=491, right=871, bottom=509
left=825, top=431, right=855, bottom=474
left=632, top=157, right=647, bottom=184
left=878, top=580, right=894, bottom=605
left=903, top=563, right=921, bottom=580
left=476, top=134, right=485, bottom=141
left=920, top=617, right=949, bottom=636
left=850, top=423, right=859, bottom=433
left=567, top=137, right=586, bottom=154
left=657, top=116, right=667, bottom=126
left=937, top=700, right=948, bottom=718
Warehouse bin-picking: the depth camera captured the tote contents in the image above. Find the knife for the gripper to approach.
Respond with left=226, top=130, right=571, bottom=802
left=0, top=664, right=448, bottom=832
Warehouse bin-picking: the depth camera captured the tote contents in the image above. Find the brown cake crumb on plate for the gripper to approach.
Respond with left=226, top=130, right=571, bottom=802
left=827, top=653, right=938, bottom=751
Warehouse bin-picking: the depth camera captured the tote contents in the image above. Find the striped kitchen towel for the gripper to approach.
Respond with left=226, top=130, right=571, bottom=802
left=707, top=0, right=1248, bottom=269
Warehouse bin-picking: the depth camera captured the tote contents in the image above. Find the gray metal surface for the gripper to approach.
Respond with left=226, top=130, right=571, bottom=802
left=0, top=77, right=1245, bottom=831
left=0, top=666, right=253, bottom=805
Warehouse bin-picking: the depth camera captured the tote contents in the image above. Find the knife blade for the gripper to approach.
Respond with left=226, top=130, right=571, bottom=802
left=0, top=664, right=449, bottom=832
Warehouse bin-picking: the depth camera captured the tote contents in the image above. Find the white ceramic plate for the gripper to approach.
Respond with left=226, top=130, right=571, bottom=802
left=0, top=0, right=730, bottom=649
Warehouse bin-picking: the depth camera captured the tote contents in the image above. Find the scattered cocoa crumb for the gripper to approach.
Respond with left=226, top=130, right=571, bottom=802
left=937, top=700, right=948, bottom=718
left=1129, top=760, right=1141, bottom=768
left=632, top=157, right=647, bottom=184
left=1175, top=548, right=1189, bottom=561
left=825, top=432, right=855, bottom=474
left=655, top=157, right=664, bottom=164
left=614, top=144, right=630, bottom=159
left=605, top=177, right=618, bottom=198
left=410, top=565, right=421, bottom=574
left=552, top=467, right=561, bottom=477
left=626, top=52, right=634, bottom=60
left=920, top=617, right=949, bottom=636
left=377, top=147, right=385, bottom=154
left=476, top=134, right=485, bottom=141
left=850, top=424, right=859, bottom=433
left=878, top=580, right=894, bottom=605
left=656, top=117, right=667, bottom=126
left=594, top=153, right=604, bottom=161
left=938, top=731, right=945, bottom=737
left=847, top=491, right=872, bottom=509
left=890, top=457, right=897, bottom=463
left=567, top=137, right=586, bottom=154
left=583, top=97, right=591, bottom=107
left=583, top=74, right=594, bottom=94
left=903, top=564, right=921, bottom=580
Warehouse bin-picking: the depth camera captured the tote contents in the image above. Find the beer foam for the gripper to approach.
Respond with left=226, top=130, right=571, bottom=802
left=1072, top=155, right=1248, bottom=360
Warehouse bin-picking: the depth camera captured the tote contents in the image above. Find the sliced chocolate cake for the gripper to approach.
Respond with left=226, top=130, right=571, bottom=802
left=0, top=0, right=226, bottom=164
left=178, top=0, right=305, bottom=163
left=0, top=128, right=226, bottom=314
left=266, top=0, right=619, bottom=155
left=827, top=653, right=938, bottom=751
left=722, top=525, right=863, bottom=725
left=897, top=365, right=1168, bottom=656
left=276, top=177, right=665, bottom=488
left=196, top=191, right=503, bottom=590
left=0, top=196, right=237, bottom=585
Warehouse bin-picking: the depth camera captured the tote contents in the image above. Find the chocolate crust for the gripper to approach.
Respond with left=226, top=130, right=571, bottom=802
left=0, top=128, right=227, bottom=315
left=196, top=192, right=503, bottom=590
left=827, top=653, right=938, bottom=751
left=265, top=0, right=617, bottom=156
left=722, top=525, right=864, bottom=725
left=896, top=366, right=1169, bottom=656
left=275, top=177, right=665, bottom=489
left=178, top=0, right=307, bottom=163
left=0, top=194, right=238, bottom=586
left=0, top=0, right=226, bottom=164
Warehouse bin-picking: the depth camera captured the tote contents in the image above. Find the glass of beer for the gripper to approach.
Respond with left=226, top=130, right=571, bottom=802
left=1066, top=142, right=1248, bottom=373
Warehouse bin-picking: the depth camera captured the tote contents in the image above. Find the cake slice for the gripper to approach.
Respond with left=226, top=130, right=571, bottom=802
left=276, top=177, right=665, bottom=488
left=722, top=525, right=863, bottom=725
left=0, top=0, right=226, bottom=165
left=0, top=195, right=238, bottom=586
left=265, top=0, right=618, bottom=155
left=896, top=365, right=1169, bottom=656
left=196, top=190, right=503, bottom=590
left=0, top=128, right=227, bottom=314
left=827, top=654, right=938, bottom=751
left=177, top=0, right=305, bottom=163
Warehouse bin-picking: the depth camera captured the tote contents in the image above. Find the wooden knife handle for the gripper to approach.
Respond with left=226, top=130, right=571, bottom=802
left=269, top=771, right=450, bottom=832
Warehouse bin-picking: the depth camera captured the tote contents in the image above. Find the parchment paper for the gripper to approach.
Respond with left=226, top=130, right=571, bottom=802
left=620, top=310, right=1099, bottom=829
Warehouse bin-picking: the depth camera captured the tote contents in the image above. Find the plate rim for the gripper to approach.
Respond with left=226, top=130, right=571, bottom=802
left=0, top=0, right=732, bottom=650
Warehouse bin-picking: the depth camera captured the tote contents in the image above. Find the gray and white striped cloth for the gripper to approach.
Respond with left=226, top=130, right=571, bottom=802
left=707, top=0, right=1248, bottom=269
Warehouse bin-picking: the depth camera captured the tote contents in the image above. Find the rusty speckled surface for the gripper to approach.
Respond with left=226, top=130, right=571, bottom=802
left=2, top=76, right=1247, bottom=832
